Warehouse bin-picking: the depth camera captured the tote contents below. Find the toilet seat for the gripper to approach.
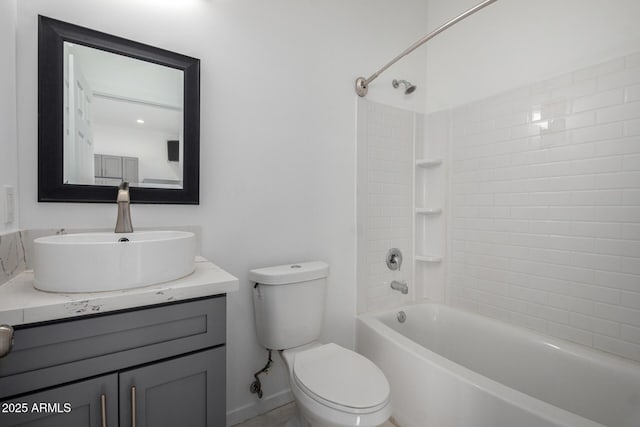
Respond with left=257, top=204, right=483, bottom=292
left=292, top=343, right=390, bottom=414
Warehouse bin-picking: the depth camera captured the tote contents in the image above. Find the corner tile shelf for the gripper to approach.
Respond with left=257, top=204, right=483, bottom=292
left=415, top=255, right=443, bottom=263
left=416, top=207, right=442, bottom=215
left=416, top=158, right=443, bottom=168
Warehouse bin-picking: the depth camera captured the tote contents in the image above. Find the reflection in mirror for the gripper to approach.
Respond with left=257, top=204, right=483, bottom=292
left=63, top=42, right=184, bottom=189
left=38, top=15, right=199, bottom=204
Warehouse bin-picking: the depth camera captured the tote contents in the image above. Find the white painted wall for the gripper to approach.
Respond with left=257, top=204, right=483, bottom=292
left=0, top=0, right=18, bottom=231
left=14, top=0, right=427, bottom=423
left=425, top=0, right=640, bottom=112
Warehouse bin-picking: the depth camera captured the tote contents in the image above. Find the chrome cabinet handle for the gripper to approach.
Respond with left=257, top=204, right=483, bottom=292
left=0, top=325, right=14, bottom=358
left=131, top=386, right=136, bottom=427
left=100, top=394, right=107, bottom=427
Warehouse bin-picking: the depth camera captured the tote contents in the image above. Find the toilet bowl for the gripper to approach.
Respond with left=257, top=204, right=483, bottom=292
left=281, top=342, right=391, bottom=427
left=249, top=261, right=393, bottom=427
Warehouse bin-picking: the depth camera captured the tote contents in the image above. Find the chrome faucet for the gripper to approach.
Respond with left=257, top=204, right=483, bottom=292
left=390, top=280, right=409, bottom=295
left=115, top=182, right=133, bottom=233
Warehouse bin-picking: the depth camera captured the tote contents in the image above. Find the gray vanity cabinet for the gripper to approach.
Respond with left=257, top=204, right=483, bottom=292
left=0, top=296, right=226, bottom=427
left=1, top=374, right=118, bottom=427
left=119, top=347, right=225, bottom=427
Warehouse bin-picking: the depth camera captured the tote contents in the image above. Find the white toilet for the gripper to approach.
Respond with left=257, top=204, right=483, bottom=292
left=250, top=261, right=392, bottom=427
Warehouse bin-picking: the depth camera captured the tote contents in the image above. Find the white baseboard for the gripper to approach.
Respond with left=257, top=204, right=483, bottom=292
left=226, top=388, right=294, bottom=426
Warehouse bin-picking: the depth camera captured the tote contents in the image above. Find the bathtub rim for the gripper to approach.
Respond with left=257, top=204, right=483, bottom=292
left=360, top=301, right=640, bottom=371
left=356, top=302, right=620, bottom=427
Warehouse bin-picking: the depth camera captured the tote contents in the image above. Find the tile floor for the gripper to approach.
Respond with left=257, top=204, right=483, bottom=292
left=232, top=403, right=296, bottom=427
left=232, top=402, right=397, bottom=427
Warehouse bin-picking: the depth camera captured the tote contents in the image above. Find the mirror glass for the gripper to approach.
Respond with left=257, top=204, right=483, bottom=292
left=39, top=15, right=200, bottom=204
left=63, top=42, right=184, bottom=189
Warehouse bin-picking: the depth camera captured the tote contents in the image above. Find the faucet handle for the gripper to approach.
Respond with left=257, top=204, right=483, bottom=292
left=117, top=181, right=130, bottom=203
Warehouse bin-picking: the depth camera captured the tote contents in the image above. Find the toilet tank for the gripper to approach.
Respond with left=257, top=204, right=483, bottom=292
left=250, top=261, right=329, bottom=350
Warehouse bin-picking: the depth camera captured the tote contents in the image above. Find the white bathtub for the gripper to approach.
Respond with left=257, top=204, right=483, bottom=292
left=357, top=303, right=640, bottom=427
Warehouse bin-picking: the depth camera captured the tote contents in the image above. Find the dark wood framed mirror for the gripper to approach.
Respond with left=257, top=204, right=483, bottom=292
left=38, top=15, right=200, bottom=204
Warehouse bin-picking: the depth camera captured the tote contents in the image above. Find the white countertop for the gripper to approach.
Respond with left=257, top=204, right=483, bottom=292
left=0, top=256, right=238, bottom=326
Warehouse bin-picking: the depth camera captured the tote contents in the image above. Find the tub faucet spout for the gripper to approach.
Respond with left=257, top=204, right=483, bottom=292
left=391, top=280, right=408, bottom=294
left=115, top=182, right=133, bottom=233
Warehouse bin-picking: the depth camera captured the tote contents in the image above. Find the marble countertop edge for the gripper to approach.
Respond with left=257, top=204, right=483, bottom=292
left=0, top=257, right=238, bottom=326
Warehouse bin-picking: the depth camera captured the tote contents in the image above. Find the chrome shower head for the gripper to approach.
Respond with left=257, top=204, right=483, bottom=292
left=392, top=79, right=416, bottom=95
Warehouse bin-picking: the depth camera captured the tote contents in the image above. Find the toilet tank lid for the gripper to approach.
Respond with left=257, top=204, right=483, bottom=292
left=249, top=261, right=329, bottom=285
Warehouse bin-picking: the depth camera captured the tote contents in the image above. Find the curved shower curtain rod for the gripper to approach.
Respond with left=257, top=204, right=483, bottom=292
left=355, top=0, right=499, bottom=97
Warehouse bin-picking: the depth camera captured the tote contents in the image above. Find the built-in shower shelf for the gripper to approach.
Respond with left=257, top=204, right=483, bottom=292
left=415, top=255, right=443, bottom=263
left=416, top=158, right=443, bottom=168
left=416, top=207, right=442, bottom=215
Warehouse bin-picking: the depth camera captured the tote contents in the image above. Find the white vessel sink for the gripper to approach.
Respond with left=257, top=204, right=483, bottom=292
left=33, top=231, right=196, bottom=293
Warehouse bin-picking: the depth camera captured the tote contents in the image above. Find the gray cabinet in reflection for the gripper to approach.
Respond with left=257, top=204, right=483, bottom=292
left=100, top=155, right=123, bottom=178
left=0, top=296, right=226, bottom=427
left=122, top=156, right=139, bottom=184
left=94, top=154, right=138, bottom=184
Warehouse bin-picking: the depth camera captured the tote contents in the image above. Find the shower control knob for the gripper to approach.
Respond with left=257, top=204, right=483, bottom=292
left=386, top=248, right=403, bottom=271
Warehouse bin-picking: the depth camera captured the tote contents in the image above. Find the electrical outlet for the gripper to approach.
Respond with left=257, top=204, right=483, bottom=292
left=4, top=185, right=15, bottom=224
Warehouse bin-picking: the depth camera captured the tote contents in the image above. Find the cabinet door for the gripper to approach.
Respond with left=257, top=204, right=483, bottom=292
left=119, top=347, right=225, bottom=427
left=0, top=374, right=117, bottom=427
left=94, top=154, right=102, bottom=177
left=122, top=157, right=139, bottom=184
left=101, top=155, right=122, bottom=178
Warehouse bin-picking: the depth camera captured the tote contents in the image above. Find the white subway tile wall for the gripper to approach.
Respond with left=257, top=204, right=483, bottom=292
left=357, top=99, right=414, bottom=312
left=448, top=52, right=640, bottom=362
